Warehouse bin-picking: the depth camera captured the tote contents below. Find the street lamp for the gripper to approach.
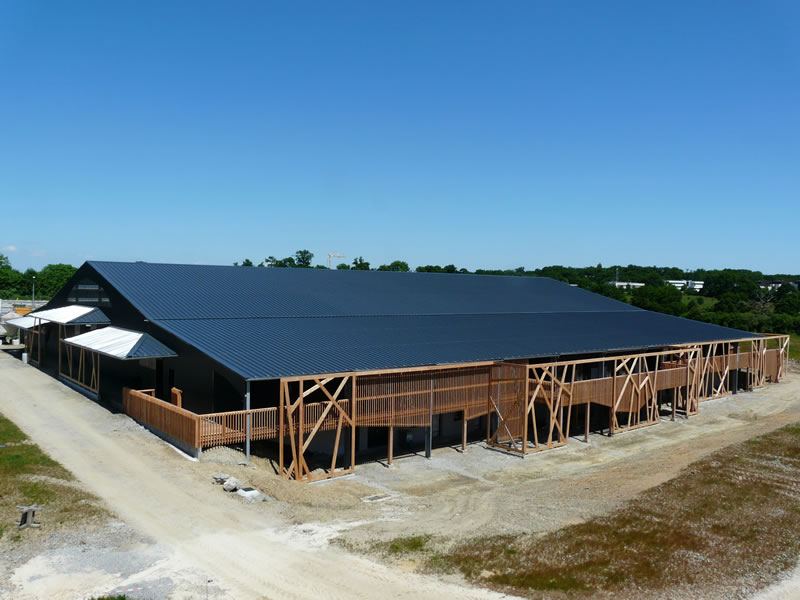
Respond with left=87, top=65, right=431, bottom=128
left=31, top=276, right=36, bottom=307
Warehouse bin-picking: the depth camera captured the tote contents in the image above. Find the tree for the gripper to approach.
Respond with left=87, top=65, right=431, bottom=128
left=713, top=292, right=751, bottom=314
left=630, top=283, right=683, bottom=316
left=234, top=258, right=254, bottom=267
left=377, top=260, right=410, bottom=272
left=336, top=263, right=350, bottom=270
left=0, top=253, right=10, bottom=269
left=775, top=290, right=800, bottom=315
left=703, top=270, right=760, bottom=299
left=264, top=255, right=296, bottom=268
left=36, top=263, right=77, bottom=298
left=294, top=249, right=314, bottom=268
left=351, top=256, right=370, bottom=270
left=0, top=263, right=22, bottom=298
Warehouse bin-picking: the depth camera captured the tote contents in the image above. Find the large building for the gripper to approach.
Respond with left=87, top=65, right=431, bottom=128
left=13, top=261, right=790, bottom=481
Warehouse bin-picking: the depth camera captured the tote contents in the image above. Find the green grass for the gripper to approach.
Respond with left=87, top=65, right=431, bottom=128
left=0, top=415, right=27, bottom=444
left=682, top=293, right=717, bottom=308
left=0, top=412, right=106, bottom=539
left=789, top=333, right=800, bottom=361
left=420, top=423, right=800, bottom=596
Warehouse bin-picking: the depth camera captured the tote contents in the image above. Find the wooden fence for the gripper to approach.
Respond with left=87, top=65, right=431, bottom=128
left=123, top=388, right=201, bottom=453
left=122, top=388, right=280, bottom=451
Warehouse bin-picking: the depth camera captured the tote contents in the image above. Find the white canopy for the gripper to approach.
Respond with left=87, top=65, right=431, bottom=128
left=63, top=326, right=176, bottom=360
left=28, top=305, right=110, bottom=325
left=4, top=316, right=41, bottom=330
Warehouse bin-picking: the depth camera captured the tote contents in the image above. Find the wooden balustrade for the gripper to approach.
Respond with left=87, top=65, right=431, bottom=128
left=123, top=388, right=200, bottom=452
left=120, top=336, right=788, bottom=474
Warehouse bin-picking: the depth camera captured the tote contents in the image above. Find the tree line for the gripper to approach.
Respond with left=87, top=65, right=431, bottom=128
left=0, top=254, right=77, bottom=301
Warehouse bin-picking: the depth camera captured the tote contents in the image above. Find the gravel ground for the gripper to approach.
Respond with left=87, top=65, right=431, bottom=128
left=1, top=519, right=218, bottom=600
left=2, top=349, right=799, bottom=599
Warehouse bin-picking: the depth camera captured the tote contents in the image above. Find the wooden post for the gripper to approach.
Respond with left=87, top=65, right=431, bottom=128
left=461, top=411, right=467, bottom=452
left=351, top=375, right=357, bottom=471
left=245, top=380, right=251, bottom=462
left=522, top=368, right=529, bottom=455
left=297, top=380, right=304, bottom=480
left=425, top=376, right=433, bottom=459
left=609, top=359, right=616, bottom=436
left=388, top=425, right=394, bottom=465
left=279, top=381, right=285, bottom=477
left=584, top=399, right=590, bottom=442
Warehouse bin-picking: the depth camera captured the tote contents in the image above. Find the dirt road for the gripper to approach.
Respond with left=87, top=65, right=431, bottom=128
left=0, top=353, right=505, bottom=600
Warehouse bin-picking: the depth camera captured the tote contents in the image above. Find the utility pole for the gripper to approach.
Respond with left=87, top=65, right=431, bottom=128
left=327, top=252, right=345, bottom=269
left=31, top=276, right=36, bottom=308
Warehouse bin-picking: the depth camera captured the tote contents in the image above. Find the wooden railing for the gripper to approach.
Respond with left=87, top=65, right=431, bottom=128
left=199, top=407, right=279, bottom=448
left=123, top=388, right=280, bottom=451
left=123, top=388, right=200, bottom=451
left=122, top=340, right=788, bottom=458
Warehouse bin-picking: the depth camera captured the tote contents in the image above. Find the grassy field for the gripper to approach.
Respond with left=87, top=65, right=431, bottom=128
left=789, top=333, right=800, bottom=361
left=380, top=422, right=800, bottom=597
left=0, top=412, right=106, bottom=541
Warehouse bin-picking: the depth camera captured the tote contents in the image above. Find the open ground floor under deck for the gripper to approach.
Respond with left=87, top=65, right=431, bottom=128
left=114, top=334, right=789, bottom=482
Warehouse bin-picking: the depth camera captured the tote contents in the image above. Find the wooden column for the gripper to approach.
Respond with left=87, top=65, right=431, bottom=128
left=584, top=400, right=590, bottom=442
left=388, top=425, right=394, bottom=465
left=350, top=375, right=357, bottom=471
left=425, top=376, right=433, bottom=459
left=279, top=381, right=285, bottom=477
left=461, top=411, right=467, bottom=452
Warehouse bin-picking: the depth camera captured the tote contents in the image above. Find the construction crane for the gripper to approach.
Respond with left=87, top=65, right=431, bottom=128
left=327, top=252, right=346, bottom=269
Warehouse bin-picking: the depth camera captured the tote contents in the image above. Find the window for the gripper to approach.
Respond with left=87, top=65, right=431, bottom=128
left=67, top=279, right=111, bottom=307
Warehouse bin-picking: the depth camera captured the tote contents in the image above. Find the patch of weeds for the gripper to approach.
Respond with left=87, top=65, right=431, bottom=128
left=426, top=421, right=800, bottom=597
left=0, top=412, right=105, bottom=528
left=383, top=534, right=432, bottom=555
left=19, top=480, right=58, bottom=504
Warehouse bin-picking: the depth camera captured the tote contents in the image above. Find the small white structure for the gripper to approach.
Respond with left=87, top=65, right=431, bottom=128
left=611, top=281, right=646, bottom=289
left=62, top=326, right=175, bottom=360
left=666, top=280, right=705, bottom=292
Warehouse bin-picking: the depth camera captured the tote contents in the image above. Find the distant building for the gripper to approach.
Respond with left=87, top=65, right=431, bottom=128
left=759, top=281, right=787, bottom=292
left=611, top=281, right=646, bottom=289
left=666, top=280, right=704, bottom=292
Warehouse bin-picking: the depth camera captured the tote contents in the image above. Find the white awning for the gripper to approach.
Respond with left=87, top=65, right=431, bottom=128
left=29, top=305, right=110, bottom=325
left=63, top=326, right=176, bottom=360
left=4, top=316, right=41, bottom=330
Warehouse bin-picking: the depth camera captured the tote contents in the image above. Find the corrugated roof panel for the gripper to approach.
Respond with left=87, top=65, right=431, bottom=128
left=63, top=326, right=176, bottom=360
left=88, top=261, right=640, bottom=320
left=154, top=312, right=756, bottom=380
left=5, top=316, right=40, bottom=330
left=29, top=305, right=110, bottom=325
left=78, top=261, right=758, bottom=380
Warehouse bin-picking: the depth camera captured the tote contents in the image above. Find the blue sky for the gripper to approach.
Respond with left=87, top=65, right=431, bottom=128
left=1, top=1, right=798, bottom=273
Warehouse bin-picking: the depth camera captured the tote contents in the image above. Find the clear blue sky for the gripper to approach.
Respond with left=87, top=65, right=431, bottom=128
left=1, top=1, right=798, bottom=273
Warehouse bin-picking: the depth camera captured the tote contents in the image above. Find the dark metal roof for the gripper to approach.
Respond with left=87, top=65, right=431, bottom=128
left=88, top=261, right=639, bottom=319
left=86, top=261, right=756, bottom=380
left=129, top=333, right=178, bottom=360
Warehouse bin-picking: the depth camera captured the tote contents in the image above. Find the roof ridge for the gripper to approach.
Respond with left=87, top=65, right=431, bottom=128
left=149, top=308, right=643, bottom=322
